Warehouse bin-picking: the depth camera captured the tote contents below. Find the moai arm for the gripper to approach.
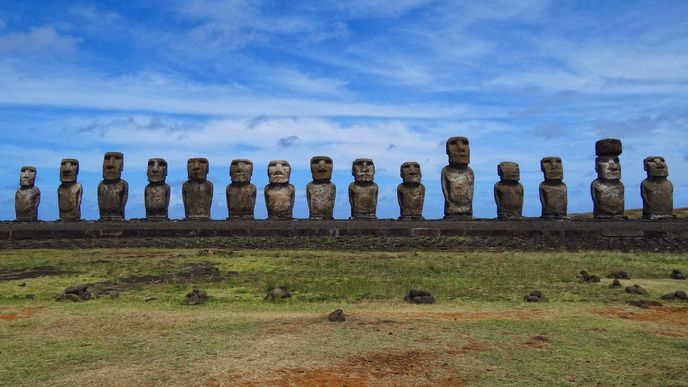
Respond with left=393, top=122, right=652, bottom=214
left=76, top=184, right=83, bottom=211
left=493, top=183, right=501, bottom=212
left=97, top=182, right=106, bottom=212
left=306, top=183, right=312, bottom=214
left=348, top=183, right=355, bottom=211
left=640, top=181, right=650, bottom=208
left=290, top=185, right=295, bottom=211
left=164, top=184, right=171, bottom=209
left=440, top=167, right=449, bottom=201
left=396, top=184, right=403, bottom=210
left=120, top=180, right=129, bottom=214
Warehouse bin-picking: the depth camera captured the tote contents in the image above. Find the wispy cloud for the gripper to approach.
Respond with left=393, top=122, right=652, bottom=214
left=0, top=26, right=80, bottom=54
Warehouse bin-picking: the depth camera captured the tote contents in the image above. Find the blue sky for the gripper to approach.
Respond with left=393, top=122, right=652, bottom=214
left=1, top=0, right=687, bottom=220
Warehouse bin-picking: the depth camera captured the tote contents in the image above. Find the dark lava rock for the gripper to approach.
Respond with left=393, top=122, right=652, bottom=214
left=18, top=282, right=26, bottom=287
left=144, top=296, right=158, bottom=302
left=524, top=290, right=546, bottom=302
left=626, top=300, right=662, bottom=309
left=610, top=279, right=622, bottom=288
left=56, top=293, right=80, bottom=302
left=78, top=290, right=91, bottom=300
left=675, top=290, right=687, bottom=300
left=404, top=289, right=435, bottom=304
left=65, top=284, right=88, bottom=295
left=625, top=284, right=648, bottom=295
left=529, top=290, right=543, bottom=298
left=25, top=294, right=35, bottom=299
left=408, top=288, right=432, bottom=297
left=265, top=287, right=292, bottom=301
left=580, top=271, right=601, bottom=283
left=608, top=271, right=630, bottom=280
left=328, top=309, right=346, bottom=322
left=670, top=269, right=686, bottom=280
left=184, top=288, right=208, bottom=305
left=410, top=295, right=436, bottom=304
left=660, top=292, right=677, bottom=300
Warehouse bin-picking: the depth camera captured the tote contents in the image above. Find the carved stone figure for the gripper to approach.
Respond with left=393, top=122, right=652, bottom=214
left=57, top=158, right=82, bottom=221
left=264, top=160, right=295, bottom=220
left=306, top=156, right=336, bottom=220
left=226, top=159, right=257, bottom=219
left=591, top=139, right=624, bottom=219
left=145, top=158, right=170, bottom=220
left=348, top=158, right=378, bottom=220
left=641, top=156, right=673, bottom=219
left=15, top=166, right=40, bottom=221
left=441, top=136, right=474, bottom=219
left=494, top=161, right=523, bottom=219
left=183, top=158, right=213, bottom=220
left=98, top=152, right=128, bottom=221
left=539, top=156, right=567, bottom=218
left=397, top=162, right=424, bottom=220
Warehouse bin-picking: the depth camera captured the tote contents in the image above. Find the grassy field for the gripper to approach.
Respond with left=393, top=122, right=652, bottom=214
left=1, top=248, right=687, bottom=386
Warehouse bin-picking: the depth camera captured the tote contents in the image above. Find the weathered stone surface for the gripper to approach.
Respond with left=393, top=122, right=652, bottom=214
left=494, top=161, right=523, bottom=219
left=307, top=156, right=336, bottom=220
left=524, top=290, right=546, bottom=302
left=56, top=293, right=80, bottom=302
left=670, top=269, right=685, bottom=280
left=595, top=138, right=622, bottom=156
left=539, top=157, right=567, bottom=219
left=226, top=159, right=256, bottom=219
left=349, top=158, right=378, bottom=220
left=98, top=152, right=128, bottom=221
left=591, top=156, right=624, bottom=219
left=328, top=309, right=346, bottom=322
left=404, top=288, right=435, bottom=304
left=184, top=288, right=208, bottom=305
left=397, top=162, right=425, bottom=220
left=441, top=136, right=474, bottom=219
left=15, top=166, right=40, bottom=221
left=579, top=270, right=600, bottom=283
left=608, top=271, right=630, bottom=280
left=145, top=158, right=170, bottom=220
left=183, top=158, right=213, bottom=220
left=641, top=156, right=673, bottom=220
left=265, top=160, right=295, bottom=220
left=610, top=279, right=623, bottom=288
left=65, top=284, right=88, bottom=294
left=265, top=286, right=292, bottom=300
left=625, top=284, right=647, bottom=295
left=57, top=158, right=82, bottom=221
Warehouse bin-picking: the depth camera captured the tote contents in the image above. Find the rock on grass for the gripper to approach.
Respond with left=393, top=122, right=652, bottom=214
left=184, top=288, right=208, bottom=305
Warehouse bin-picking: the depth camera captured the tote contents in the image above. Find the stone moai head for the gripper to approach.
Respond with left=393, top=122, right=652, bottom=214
left=400, top=162, right=421, bottom=184
left=498, top=162, right=520, bottom=182
left=230, top=159, right=253, bottom=183
left=595, top=156, right=621, bottom=180
left=147, top=158, right=168, bottom=183
left=19, top=166, right=36, bottom=187
left=310, top=156, right=333, bottom=182
left=268, top=160, right=291, bottom=184
left=103, top=152, right=124, bottom=181
left=352, top=158, right=375, bottom=183
left=446, top=136, right=470, bottom=165
left=187, top=158, right=209, bottom=182
left=60, top=158, right=79, bottom=183
left=644, top=156, right=668, bottom=178
left=540, top=157, right=563, bottom=181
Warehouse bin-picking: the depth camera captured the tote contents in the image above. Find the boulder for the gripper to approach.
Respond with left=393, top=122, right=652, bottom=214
left=608, top=271, right=630, bottom=280
left=670, top=269, right=686, bottom=280
left=625, top=284, right=648, bottom=296
left=184, top=288, right=208, bottom=305
left=610, top=279, right=622, bottom=288
left=265, top=287, right=292, bottom=301
left=328, top=309, right=346, bottom=322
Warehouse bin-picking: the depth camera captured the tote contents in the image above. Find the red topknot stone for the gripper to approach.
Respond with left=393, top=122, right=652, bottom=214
left=595, top=138, right=622, bottom=156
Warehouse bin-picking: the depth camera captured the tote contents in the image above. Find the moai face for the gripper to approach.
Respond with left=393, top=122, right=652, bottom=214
left=19, top=166, right=36, bottom=187
left=60, top=158, right=79, bottom=183
left=541, top=157, right=563, bottom=180
left=103, top=152, right=124, bottom=180
left=595, top=156, right=621, bottom=180
left=446, top=136, right=470, bottom=165
left=187, top=158, right=209, bottom=182
left=230, top=159, right=253, bottom=183
left=268, top=160, right=291, bottom=184
left=400, top=162, right=421, bottom=184
left=498, top=162, right=520, bottom=181
left=147, top=158, right=168, bottom=183
left=644, top=156, right=668, bottom=178
left=310, top=156, right=333, bottom=181
left=352, top=158, right=375, bottom=183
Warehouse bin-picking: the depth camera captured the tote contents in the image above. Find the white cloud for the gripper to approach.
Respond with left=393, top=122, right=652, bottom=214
left=0, top=26, right=80, bottom=54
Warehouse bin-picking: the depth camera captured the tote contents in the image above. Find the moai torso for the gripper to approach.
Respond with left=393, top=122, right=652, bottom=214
left=145, top=158, right=170, bottom=220
left=349, top=158, right=377, bottom=219
left=494, top=162, right=523, bottom=219
left=397, top=162, right=424, bottom=220
left=641, top=156, right=673, bottom=219
left=591, top=139, right=624, bottom=220
left=442, top=136, right=473, bottom=219
left=183, top=158, right=213, bottom=220
left=98, top=152, right=128, bottom=221
left=15, top=166, right=40, bottom=221
left=539, top=157, right=567, bottom=218
left=227, top=159, right=256, bottom=219
left=265, top=160, right=294, bottom=220
left=57, top=159, right=82, bottom=221
left=307, top=156, right=336, bottom=220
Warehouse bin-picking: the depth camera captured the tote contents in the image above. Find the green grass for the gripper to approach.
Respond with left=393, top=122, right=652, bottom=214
left=1, top=248, right=687, bottom=386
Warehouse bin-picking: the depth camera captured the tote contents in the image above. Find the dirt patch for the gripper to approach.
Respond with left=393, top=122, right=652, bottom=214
left=0, top=266, right=65, bottom=281
left=598, top=306, right=688, bottom=327
left=0, top=307, right=42, bottom=321
left=518, top=335, right=551, bottom=349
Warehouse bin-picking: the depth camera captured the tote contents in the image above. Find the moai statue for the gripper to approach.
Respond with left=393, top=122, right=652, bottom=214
left=145, top=158, right=170, bottom=220
left=494, top=161, right=523, bottom=219
left=348, top=158, right=378, bottom=220
left=591, top=139, right=624, bottom=219
left=98, top=152, right=128, bottom=221
left=397, top=161, right=425, bottom=220
left=264, top=160, right=295, bottom=220
left=226, top=159, right=257, bottom=219
left=306, top=156, right=336, bottom=220
left=441, top=136, right=474, bottom=219
left=183, top=158, right=213, bottom=220
left=539, top=157, right=567, bottom=219
left=15, top=166, right=40, bottom=221
left=641, top=156, right=673, bottom=219
left=57, top=159, right=82, bottom=221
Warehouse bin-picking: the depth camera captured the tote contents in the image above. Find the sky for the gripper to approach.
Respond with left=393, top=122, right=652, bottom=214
left=1, top=0, right=687, bottom=220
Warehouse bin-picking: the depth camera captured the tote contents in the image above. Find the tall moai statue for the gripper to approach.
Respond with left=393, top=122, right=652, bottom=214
left=494, top=161, right=523, bottom=219
left=591, top=139, right=624, bottom=219
left=441, top=136, right=474, bottom=219
left=306, top=156, right=336, bottom=220
left=15, top=166, right=40, bottom=221
left=57, top=158, right=82, bottom=221
left=349, top=158, right=378, bottom=220
left=264, top=160, right=295, bottom=220
left=98, top=152, right=128, bottom=221
left=183, top=158, right=213, bottom=220
left=641, top=156, right=673, bottom=219
left=226, top=159, right=257, bottom=219
left=397, top=161, right=425, bottom=220
left=145, top=158, right=170, bottom=220
left=539, top=156, right=567, bottom=219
